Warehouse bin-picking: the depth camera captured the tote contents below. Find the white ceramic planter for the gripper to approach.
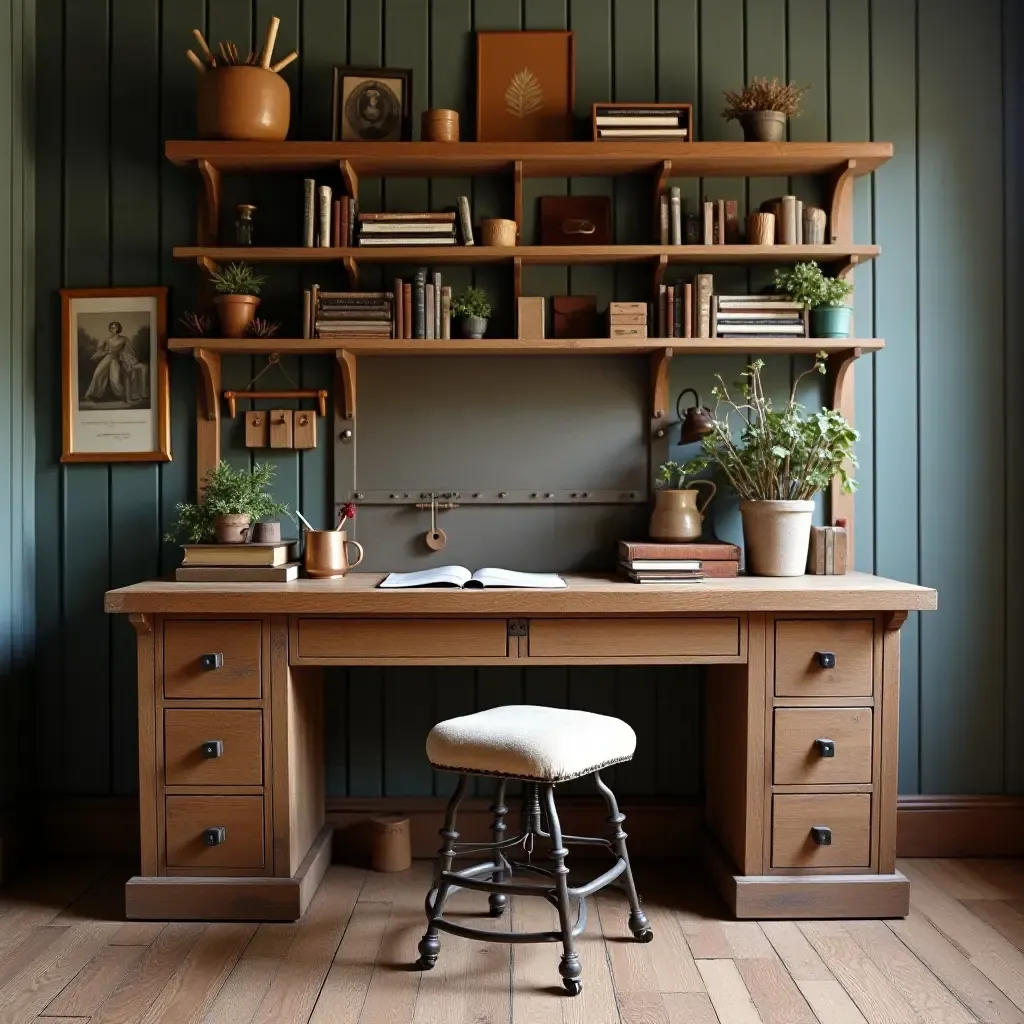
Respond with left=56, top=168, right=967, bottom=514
left=740, top=499, right=815, bottom=576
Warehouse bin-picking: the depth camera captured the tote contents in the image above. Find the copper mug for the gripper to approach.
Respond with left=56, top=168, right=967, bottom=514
left=303, top=529, right=364, bottom=578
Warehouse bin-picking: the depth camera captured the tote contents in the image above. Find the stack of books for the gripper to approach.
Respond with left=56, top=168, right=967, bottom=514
left=302, top=179, right=357, bottom=247
left=175, top=542, right=299, bottom=582
left=357, top=212, right=457, bottom=247
left=712, top=295, right=808, bottom=339
left=618, top=540, right=741, bottom=584
left=312, top=289, right=395, bottom=339
left=593, top=104, right=690, bottom=140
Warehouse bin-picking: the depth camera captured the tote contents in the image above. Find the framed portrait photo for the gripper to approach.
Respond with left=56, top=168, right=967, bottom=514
left=60, top=287, right=170, bottom=463
left=331, top=66, right=413, bottom=142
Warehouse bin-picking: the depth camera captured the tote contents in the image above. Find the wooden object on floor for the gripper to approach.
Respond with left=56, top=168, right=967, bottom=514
left=107, top=573, right=934, bottom=922
left=370, top=815, right=412, bottom=872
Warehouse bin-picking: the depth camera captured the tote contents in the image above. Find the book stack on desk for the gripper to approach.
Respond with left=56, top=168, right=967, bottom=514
left=175, top=543, right=300, bottom=582
left=618, top=540, right=741, bottom=584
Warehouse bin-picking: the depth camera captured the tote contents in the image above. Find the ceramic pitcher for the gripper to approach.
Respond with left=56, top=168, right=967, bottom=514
left=648, top=482, right=717, bottom=542
left=304, top=529, right=364, bottom=579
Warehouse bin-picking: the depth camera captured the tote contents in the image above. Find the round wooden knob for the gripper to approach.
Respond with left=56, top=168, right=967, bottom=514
left=425, top=528, right=447, bottom=551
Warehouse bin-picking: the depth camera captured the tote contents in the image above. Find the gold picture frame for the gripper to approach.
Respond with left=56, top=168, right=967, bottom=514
left=60, top=287, right=171, bottom=463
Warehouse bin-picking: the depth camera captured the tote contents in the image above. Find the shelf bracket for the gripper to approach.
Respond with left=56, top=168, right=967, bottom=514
left=343, top=255, right=359, bottom=289
left=653, top=159, right=671, bottom=238
left=827, top=159, right=857, bottom=246
left=884, top=610, right=909, bottom=632
left=653, top=253, right=668, bottom=291
left=513, top=256, right=523, bottom=301
left=197, top=159, right=221, bottom=246
left=650, top=347, right=672, bottom=438
left=339, top=159, right=359, bottom=201
left=193, top=348, right=222, bottom=495
left=335, top=349, right=356, bottom=421
left=828, top=346, right=862, bottom=562
left=513, top=159, right=524, bottom=242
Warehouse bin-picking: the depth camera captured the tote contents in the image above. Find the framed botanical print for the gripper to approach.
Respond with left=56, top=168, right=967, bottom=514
left=331, top=66, right=413, bottom=142
left=60, top=287, right=171, bottom=463
left=476, top=31, right=575, bottom=142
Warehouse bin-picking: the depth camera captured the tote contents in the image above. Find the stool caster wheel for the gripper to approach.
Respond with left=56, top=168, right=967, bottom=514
left=634, top=928, right=654, bottom=943
left=416, top=957, right=435, bottom=970
left=563, top=978, right=583, bottom=997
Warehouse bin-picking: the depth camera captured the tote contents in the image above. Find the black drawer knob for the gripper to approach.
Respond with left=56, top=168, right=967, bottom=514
left=203, top=826, right=227, bottom=846
left=816, top=651, right=837, bottom=669
left=815, top=738, right=836, bottom=758
left=201, top=740, right=224, bottom=759
left=200, top=652, right=224, bottom=670
left=810, top=825, right=832, bottom=846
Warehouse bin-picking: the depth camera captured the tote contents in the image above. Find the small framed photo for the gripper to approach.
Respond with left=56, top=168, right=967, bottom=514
left=331, top=66, right=413, bottom=142
left=60, top=287, right=170, bottom=463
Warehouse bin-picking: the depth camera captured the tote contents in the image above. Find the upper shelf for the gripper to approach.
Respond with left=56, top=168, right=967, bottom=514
left=174, top=244, right=879, bottom=267
left=165, top=141, right=893, bottom=179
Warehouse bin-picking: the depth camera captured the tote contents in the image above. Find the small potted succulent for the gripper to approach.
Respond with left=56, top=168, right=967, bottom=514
left=209, top=261, right=266, bottom=338
left=773, top=261, right=854, bottom=338
left=451, top=285, right=492, bottom=339
left=684, top=356, right=858, bottom=576
left=165, top=460, right=291, bottom=544
left=723, top=77, right=809, bottom=142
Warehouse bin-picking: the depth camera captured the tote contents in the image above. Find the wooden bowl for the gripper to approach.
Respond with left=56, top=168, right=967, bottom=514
left=197, top=66, right=290, bottom=141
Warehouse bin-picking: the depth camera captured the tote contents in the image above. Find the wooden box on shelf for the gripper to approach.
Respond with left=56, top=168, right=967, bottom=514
left=517, top=297, right=545, bottom=339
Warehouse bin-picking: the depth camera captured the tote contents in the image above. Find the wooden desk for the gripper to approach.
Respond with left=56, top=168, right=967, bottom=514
left=105, top=572, right=936, bottom=921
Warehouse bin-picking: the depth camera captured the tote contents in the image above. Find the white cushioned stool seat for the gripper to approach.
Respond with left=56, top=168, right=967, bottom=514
left=426, top=705, right=636, bottom=782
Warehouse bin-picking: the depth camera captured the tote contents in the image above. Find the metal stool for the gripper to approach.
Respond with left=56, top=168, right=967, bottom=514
left=415, top=705, right=653, bottom=996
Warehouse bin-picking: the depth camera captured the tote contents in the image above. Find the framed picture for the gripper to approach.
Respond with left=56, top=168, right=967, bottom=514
left=60, top=287, right=170, bottom=463
left=476, top=31, right=574, bottom=142
left=331, top=66, right=413, bottom=142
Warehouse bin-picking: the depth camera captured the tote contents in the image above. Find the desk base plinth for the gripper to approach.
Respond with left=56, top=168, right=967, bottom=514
left=125, top=824, right=333, bottom=922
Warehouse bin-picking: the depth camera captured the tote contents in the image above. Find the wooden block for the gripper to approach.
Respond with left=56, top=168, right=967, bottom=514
left=517, top=296, right=545, bottom=339
left=292, top=410, right=317, bottom=449
left=269, top=409, right=293, bottom=448
left=609, top=313, right=647, bottom=325
left=609, top=325, right=647, bottom=338
left=245, top=411, right=269, bottom=448
left=608, top=301, right=646, bottom=314
left=832, top=525, right=848, bottom=574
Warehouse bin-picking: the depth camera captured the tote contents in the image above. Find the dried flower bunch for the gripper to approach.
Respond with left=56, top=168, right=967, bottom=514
left=722, top=77, right=809, bottom=120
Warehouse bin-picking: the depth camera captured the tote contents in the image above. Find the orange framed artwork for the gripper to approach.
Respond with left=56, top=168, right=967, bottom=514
left=475, top=31, right=575, bottom=142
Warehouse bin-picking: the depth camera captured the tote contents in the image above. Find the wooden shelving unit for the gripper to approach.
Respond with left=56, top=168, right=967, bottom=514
left=167, top=138, right=892, bottom=551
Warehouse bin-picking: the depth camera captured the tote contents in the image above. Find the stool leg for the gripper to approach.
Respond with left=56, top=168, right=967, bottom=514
left=488, top=779, right=509, bottom=918
left=417, top=774, right=468, bottom=969
left=542, top=784, right=583, bottom=996
left=594, top=770, right=652, bottom=942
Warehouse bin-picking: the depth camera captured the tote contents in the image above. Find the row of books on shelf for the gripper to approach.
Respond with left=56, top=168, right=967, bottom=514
left=655, top=276, right=808, bottom=339
left=618, top=540, right=740, bottom=585
left=302, top=271, right=455, bottom=340
left=658, top=190, right=820, bottom=246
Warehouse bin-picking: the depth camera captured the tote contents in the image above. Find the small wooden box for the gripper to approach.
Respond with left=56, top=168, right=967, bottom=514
left=610, top=325, right=647, bottom=338
left=517, top=296, right=545, bottom=339
left=609, top=313, right=647, bottom=325
left=292, top=410, right=317, bottom=449
left=245, top=411, right=269, bottom=448
left=609, top=301, right=647, bottom=315
left=269, top=410, right=293, bottom=448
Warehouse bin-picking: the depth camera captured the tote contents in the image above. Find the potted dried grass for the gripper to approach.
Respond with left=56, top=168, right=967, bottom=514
left=723, top=77, right=809, bottom=142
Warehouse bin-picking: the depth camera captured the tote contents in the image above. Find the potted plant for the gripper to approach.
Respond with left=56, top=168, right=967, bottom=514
left=209, top=261, right=266, bottom=338
left=165, top=460, right=291, bottom=545
left=684, top=356, right=858, bottom=576
left=651, top=461, right=717, bottom=542
left=451, top=285, right=492, bottom=339
left=722, top=76, right=809, bottom=142
left=773, top=261, right=854, bottom=338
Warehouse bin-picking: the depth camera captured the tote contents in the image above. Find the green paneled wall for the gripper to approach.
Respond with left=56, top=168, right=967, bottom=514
left=30, top=0, right=1022, bottom=800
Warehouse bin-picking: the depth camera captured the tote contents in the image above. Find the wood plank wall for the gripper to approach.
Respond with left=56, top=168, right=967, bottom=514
left=29, top=0, right=1022, bottom=801
left=0, top=0, right=35, bottom=811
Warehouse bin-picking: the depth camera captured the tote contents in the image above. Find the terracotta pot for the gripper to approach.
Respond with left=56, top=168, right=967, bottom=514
left=214, top=513, right=252, bottom=544
left=197, top=65, right=290, bottom=141
left=740, top=110, right=787, bottom=142
left=740, top=499, right=815, bottom=576
left=214, top=294, right=260, bottom=338
left=649, top=484, right=717, bottom=542
left=460, top=316, right=488, bottom=339
left=304, top=529, right=365, bottom=579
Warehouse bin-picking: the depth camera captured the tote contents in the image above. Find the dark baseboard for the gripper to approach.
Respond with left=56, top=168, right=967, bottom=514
left=32, top=793, right=1024, bottom=864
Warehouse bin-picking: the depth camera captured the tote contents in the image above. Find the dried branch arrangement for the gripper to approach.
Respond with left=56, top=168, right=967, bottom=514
left=185, top=17, right=298, bottom=75
left=722, top=77, right=809, bottom=120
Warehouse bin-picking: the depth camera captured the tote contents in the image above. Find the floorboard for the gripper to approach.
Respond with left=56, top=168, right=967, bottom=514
left=0, top=859, right=1020, bottom=1024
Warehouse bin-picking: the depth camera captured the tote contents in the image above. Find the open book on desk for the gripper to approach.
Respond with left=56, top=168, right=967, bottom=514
left=379, top=566, right=567, bottom=589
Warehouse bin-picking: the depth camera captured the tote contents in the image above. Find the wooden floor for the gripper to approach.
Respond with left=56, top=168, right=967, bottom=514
left=1, top=858, right=1024, bottom=1023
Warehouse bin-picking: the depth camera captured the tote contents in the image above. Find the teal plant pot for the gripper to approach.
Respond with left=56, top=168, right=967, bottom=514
left=810, top=305, right=853, bottom=339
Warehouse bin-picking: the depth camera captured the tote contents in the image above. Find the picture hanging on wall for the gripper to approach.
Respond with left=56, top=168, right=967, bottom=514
left=60, top=287, right=171, bottom=463
left=331, top=66, right=413, bottom=142
left=475, top=31, right=575, bottom=142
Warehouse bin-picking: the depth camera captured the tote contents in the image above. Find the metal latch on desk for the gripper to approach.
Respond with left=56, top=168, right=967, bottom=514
left=507, top=619, right=529, bottom=637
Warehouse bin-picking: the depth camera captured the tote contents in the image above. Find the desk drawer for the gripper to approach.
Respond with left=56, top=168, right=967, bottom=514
left=772, top=793, right=871, bottom=869
left=774, top=619, right=873, bottom=697
left=164, top=620, right=262, bottom=699
left=164, top=709, right=263, bottom=787
left=165, top=795, right=265, bottom=869
left=773, top=708, right=872, bottom=785
left=295, top=618, right=508, bottom=661
left=528, top=617, right=740, bottom=659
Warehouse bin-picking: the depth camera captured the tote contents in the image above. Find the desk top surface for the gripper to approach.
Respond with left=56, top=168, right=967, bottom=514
left=105, top=571, right=936, bottom=616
